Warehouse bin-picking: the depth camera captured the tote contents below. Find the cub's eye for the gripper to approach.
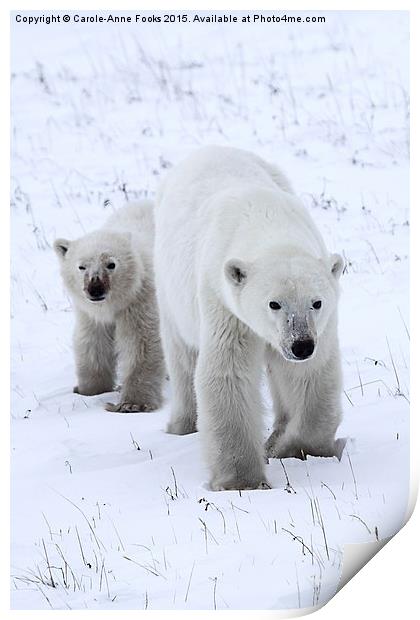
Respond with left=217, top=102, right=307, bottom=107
left=313, top=300, right=322, bottom=310
left=107, top=262, right=116, bottom=270
left=78, top=266, right=86, bottom=271
left=269, top=301, right=281, bottom=311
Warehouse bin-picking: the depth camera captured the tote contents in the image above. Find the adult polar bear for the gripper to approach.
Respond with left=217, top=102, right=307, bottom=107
left=155, top=146, right=344, bottom=491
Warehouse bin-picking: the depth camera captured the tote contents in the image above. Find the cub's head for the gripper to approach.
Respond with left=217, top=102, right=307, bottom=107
left=223, top=250, right=344, bottom=362
left=54, top=231, right=143, bottom=313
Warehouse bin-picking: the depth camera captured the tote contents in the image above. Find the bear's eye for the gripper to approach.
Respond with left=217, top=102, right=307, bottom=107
left=107, top=262, right=116, bottom=270
left=269, top=301, right=281, bottom=311
left=78, top=266, right=86, bottom=271
left=312, top=300, right=322, bottom=310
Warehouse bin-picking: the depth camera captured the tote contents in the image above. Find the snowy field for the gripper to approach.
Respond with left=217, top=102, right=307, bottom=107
left=10, top=11, right=409, bottom=611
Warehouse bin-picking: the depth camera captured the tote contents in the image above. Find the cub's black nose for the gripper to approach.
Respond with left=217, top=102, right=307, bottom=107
left=88, top=277, right=106, bottom=300
left=291, top=339, right=315, bottom=360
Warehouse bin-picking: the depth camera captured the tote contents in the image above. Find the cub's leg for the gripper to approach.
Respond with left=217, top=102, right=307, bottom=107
left=196, top=296, right=268, bottom=491
left=106, top=283, right=165, bottom=413
left=73, top=311, right=116, bottom=396
left=266, top=353, right=343, bottom=460
left=161, top=313, right=198, bottom=435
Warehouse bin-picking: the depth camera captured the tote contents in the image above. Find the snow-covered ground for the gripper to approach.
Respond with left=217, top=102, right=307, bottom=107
left=10, top=10, right=409, bottom=611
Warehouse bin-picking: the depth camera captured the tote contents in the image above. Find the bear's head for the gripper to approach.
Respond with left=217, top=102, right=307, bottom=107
left=223, top=249, right=344, bottom=362
left=54, top=230, right=144, bottom=315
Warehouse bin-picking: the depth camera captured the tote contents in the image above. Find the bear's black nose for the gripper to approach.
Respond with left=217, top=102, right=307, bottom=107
left=291, top=339, right=315, bottom=360
left=87, top=277, right=106, bottom=300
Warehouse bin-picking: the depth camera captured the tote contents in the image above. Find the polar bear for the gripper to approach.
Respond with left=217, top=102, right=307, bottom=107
left=54, top=200, right=165, bottom=413
left=155, top=146, right=344, bottom=491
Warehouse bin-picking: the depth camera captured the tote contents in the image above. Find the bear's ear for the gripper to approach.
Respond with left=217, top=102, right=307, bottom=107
left=330, top=253, right=344, bottom=280
left=54, top=238, right=71, bottom=259
left=224, top=259, right=249, bottom=286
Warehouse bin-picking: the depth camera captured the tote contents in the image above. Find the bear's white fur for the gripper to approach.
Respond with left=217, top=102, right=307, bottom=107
left=155, top=146, right=344, bottom=491
left=54, top=200, right=165, bottom=413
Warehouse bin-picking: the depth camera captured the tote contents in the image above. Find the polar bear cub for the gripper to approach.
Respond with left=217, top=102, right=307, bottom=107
left=54, top=200, right=165, bottom=413
left=155, top=146, right=344, bottom=490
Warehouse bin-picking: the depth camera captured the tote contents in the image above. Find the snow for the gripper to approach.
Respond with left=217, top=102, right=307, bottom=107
left=10, top=10, right=409, bottom=611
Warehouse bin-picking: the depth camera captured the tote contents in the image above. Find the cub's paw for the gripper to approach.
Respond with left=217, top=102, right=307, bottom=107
left=210, top=476, right=271, bottom=492
left=105, top=401, right=157, bottom=413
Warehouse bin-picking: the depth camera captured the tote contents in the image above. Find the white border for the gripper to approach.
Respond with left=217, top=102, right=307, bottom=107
left=4, top=1, right=417, bottom=618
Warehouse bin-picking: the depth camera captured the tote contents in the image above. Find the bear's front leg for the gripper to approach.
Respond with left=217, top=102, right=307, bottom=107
left=73, top=311, right=116, bottom=396
left=196, top=301, right=269, bottom=491
left=266, top=351, right=343, bottom=460
left=265, top=347, right=293, bottom=455
left=106, top=285, right=165, bottom=413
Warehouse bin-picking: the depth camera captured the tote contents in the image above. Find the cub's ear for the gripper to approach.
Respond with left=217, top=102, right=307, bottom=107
left=330, top=253, right=344, bottom=280
left=224, top=258, right=249, bottom=286
left=54, top=238, right=71, bottom=259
